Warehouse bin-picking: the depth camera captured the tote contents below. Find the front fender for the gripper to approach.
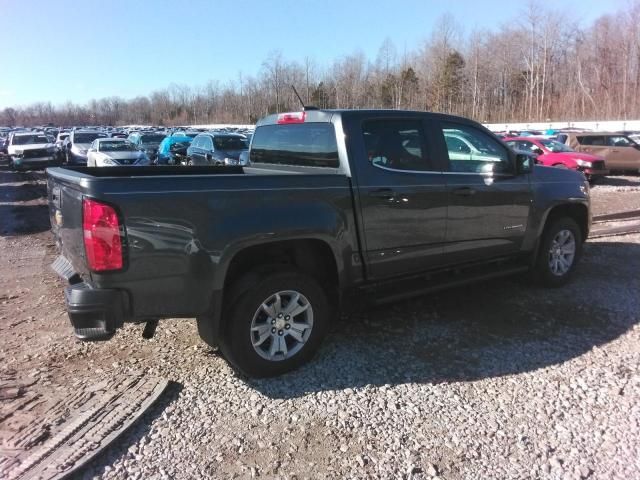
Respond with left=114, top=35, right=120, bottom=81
left=522, top=166, right=590, bottom=251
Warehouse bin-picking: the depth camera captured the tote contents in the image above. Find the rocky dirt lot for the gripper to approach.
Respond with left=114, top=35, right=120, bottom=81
left=1, top=169, right=639, bottom=479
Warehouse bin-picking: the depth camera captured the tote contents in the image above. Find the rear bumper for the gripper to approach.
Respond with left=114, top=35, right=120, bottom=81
left=52, top=256, right=128, bottom=340
left=65, top=283, right=128, bottom=340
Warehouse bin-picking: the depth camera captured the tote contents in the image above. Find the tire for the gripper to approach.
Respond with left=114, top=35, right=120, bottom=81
left=219, top=269, right=330, bottom=377
left=532, top=217, right=582, bottom=287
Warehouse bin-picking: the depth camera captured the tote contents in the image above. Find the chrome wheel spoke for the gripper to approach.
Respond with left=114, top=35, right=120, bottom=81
left=282, top=292, right=301, bottom=315
left=261, top=302, right=276, bottom=318
left=272, top=293, right=283, bottom=314
left=288, top=302, right=309, bottom=318
left=251, top=324, right=271, bottom=347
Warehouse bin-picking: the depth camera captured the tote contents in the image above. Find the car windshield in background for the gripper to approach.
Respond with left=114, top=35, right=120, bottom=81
left=141, top=135, right=165, bottom=144
left=100, top=141, right=137, bottom=152
left=539, top=139, right=574, bottom=153
left=75, top=133, right=105, bottom=143
left=13, top=135, right=50, bottom=145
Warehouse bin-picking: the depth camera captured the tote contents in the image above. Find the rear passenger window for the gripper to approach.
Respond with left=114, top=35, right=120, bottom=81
left=577, top=136, right=605, bottom=146
left=442, top=122, right=510, bottom=174
left=362, top=119, right=431, bottom=172
left=251, top=123, right=338, bottom=167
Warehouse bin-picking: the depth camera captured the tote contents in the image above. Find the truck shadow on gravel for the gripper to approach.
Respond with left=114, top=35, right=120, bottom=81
left=0, top=204, right=50, bottom=236
left=0, top=183, right=48, bottom=202
left=250, top=241, right=639, bottom=398
left=0, top=169, right=48, bottom=184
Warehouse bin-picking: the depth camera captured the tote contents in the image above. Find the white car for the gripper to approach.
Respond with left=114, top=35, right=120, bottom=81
left=7, top=132, right=57, bottom=169
left=87, top=138, right=150, bottom=167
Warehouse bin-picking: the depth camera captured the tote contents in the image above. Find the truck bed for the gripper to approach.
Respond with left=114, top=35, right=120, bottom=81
left=46, top=164, right=360, bottom=323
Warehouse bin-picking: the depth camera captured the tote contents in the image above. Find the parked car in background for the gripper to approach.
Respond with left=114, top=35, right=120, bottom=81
left=7, top=131, right=58, bottom=169
left=64, top=130, right=107, bottom=165
left=54, top=132, right=69, bottom=162
left=127, top=132, right=166, bottom=162
left=186, top=132, right=248, bottom=166
left=564, top=132, right=640, bottom=173
left=157, top=135, right=192, bottom=165
left=87, top=138, right=149, bottom=167
left=0, top=135, right=8, bottom=155
left=505, top=137, right=608, bottom=182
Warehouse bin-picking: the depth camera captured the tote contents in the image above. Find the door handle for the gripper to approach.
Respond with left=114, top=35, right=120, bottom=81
left=369, top=188, right=396, bottom=200
left=452, top=187, right=476, bottom=196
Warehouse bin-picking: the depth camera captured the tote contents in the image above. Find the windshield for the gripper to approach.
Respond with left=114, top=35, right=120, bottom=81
left=100, top=141, right=137, bottom=152
left=75, top=133, right=105, bottom=144
left=140, top=134, right=165, bottom=145
left=539, top=139, right=574, bottom=153
left=13, top=135, right=50, bottom=145
left=213, top=136, right=247, bottom=150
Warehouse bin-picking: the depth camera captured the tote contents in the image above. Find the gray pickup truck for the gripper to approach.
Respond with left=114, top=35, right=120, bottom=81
left=47, top=109, right=591, bottom=377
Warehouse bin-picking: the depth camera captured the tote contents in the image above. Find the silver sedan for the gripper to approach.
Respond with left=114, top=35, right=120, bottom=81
left=87, top=138, right=150, bottom=167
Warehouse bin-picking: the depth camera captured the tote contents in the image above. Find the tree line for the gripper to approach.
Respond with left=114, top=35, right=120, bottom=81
left=2, top=1, right=640, bottom=127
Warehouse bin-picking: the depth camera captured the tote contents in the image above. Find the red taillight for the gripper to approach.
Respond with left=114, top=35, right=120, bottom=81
left=83, top=198, right=123, bottom=272
left=277, top=111, right=306, bottom=124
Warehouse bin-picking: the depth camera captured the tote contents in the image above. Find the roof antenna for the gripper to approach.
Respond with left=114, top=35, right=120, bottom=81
left=291, top=85, right=318, bottom=111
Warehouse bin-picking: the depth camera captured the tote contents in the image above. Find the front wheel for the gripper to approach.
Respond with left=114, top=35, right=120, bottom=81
left=220, top=270, right=330, bottom=377
left=532, top=217, right=582, bottom=287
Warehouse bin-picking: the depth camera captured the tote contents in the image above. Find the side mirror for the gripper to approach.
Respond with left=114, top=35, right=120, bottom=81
left=516, top=153, right=533, bottom=174
left=532, top=147, right=544, bottom=155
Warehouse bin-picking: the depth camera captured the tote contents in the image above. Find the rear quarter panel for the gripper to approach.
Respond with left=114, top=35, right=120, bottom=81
left=70, top=172, right=360, bottom=319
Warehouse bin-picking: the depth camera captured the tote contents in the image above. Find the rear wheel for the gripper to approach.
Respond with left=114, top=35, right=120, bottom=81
left=219, top=270, right=330, bottom=377
left=532, top=217, right=582, bottom=287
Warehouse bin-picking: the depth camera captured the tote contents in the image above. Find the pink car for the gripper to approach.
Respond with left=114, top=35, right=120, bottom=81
left=506, top=137, right=608, bottom=182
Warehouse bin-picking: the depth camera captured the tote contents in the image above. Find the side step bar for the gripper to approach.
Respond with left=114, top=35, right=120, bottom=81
left=362, top=264, right=529, bottom=307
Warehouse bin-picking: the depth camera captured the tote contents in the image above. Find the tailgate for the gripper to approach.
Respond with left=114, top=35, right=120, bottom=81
left=47, top=170, right=90, bottom=279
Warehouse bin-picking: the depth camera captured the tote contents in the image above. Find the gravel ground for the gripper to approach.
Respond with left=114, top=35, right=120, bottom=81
left=589, top=175, right=640, bottom=216
left=1, top=170, right=639, bottom=479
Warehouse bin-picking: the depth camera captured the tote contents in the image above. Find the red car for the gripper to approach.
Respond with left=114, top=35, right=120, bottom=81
left=505, top=137, right=608, bottom=182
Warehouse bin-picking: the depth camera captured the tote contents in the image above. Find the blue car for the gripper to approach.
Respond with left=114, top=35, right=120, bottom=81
left=157, top=136, right=193, bottom=165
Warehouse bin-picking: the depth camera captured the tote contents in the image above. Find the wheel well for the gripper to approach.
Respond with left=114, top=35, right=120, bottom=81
left=545, top=203, right=589, bottom=241
left=224, top=239, right=339, bottom=303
